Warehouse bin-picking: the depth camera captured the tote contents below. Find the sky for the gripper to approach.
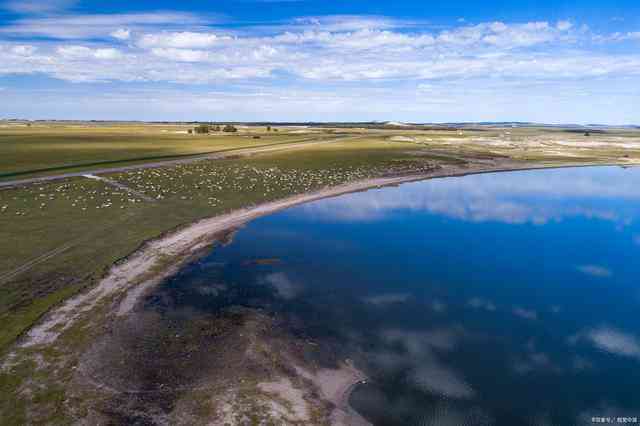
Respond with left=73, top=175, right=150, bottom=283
left=0, top=0, right=638, bottom=123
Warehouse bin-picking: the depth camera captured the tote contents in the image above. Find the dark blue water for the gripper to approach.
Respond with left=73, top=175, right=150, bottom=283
left=147, top=166, right=640, bottom=425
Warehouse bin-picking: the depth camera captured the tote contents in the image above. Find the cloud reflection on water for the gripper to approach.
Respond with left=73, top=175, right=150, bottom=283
left=295, top=167, right=640, bottom=225
left=576, top=264, right=613, bottom=277
left=572, top=327, right=640, bottom=360
left=377, top=328, right=476, bottom=400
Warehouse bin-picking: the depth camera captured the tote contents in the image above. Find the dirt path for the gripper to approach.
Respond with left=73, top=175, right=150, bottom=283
left=82, top=174, right=157, bottom=202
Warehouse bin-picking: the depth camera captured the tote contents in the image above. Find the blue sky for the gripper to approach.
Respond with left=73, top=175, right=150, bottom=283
left=0, top=0, right=638, bottom=123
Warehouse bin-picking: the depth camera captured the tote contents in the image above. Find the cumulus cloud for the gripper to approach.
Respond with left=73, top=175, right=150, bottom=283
left=138, top=32, right=232, bottom=49
left=151, top=47, right=211, bottom=62
left=434, top=20, right=573, bottom=49
left=576, top=264, right=612, bottom=277
left=0, top=12, right=206, bottom=39
left=10, top=45, right=37, bottom=55
left=556, top=20, right=573, bottom=31
left=3, top=0, right=76, bottom=14
left=111, top=28, right=131, bottom=40
left=0, top=13, right=638, bottom=87
left=56, top=45, right=122, bottom=60
left=288, top=15, right=410, bottom=32
left=0, top=13, right=639, bottom=121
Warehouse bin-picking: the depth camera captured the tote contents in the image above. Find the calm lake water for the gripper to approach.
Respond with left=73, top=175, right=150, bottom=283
left=146, top=166, right=640, bottom=425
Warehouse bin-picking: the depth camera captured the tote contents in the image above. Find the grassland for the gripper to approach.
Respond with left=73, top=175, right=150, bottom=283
left=0, top=122, right=337, bottom=180
left=0, top=122, right=639, bottom=424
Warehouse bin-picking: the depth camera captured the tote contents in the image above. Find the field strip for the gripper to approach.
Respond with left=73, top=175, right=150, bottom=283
left=82, top=174, right=157, bottom=202
left=0, top=134, right=353, bottom=189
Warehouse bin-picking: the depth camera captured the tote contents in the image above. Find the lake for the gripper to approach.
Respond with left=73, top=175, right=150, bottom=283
left=144, top=166, right=640, bottom=425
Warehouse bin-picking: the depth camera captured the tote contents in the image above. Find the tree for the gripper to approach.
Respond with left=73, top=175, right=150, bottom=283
left=266, top=125, right=272, bottom=132
left=223, top=124, right=237, bottom=132
left=194, top=124, right=210, bottom=134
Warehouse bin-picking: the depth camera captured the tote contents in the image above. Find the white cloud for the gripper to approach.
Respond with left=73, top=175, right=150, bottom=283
left=289, top=15, right=408, bottom=32
left=11, top=45, right=37, bottom=55
left=595, top=31, right=640, bottom=43
left=3, top=0, right=76, bottom=14
left=576, top=265, right=612, bottom=277
left=0, top=14, right=639, bottom=122
left=0, top=12, right=206, bottom=39
left=151, top=47, right=211, bottom=62
left=556, top=20, right=573, bottom=31
left=138, top=32, right=232, bottom=49
left=434, top=21, right=568, bottom=49
left=0, top=14, right=639, bottom=86
left=111, top=28, right=131, bottom=40
left=56, top=45, right=94, bottom=59
left=56, top=45, right=122, bottom=60
left=93, top=48, right=122, bottom=60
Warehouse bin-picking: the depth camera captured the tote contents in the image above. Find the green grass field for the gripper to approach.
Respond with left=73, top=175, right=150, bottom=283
left=0, top=123, right=332, bottom=180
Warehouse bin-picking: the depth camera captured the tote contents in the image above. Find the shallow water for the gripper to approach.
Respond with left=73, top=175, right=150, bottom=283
left=145, top=166, right=640, bottom=425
